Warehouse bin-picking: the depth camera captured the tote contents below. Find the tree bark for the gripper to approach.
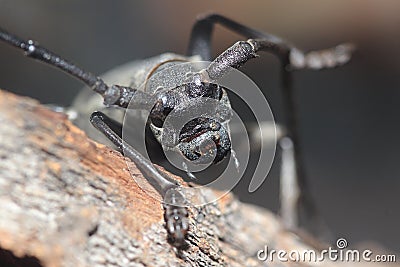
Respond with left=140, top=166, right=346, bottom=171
left=0, top=90, right=395, bottom=267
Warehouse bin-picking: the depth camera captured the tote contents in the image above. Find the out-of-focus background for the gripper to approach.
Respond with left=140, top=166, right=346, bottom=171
left=0, top=0, right=399, bottom=253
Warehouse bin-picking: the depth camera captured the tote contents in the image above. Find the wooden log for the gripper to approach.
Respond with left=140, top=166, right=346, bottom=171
left=0, top=90, right=395, bottom=267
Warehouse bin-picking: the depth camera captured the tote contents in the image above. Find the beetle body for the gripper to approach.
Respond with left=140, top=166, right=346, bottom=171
left=0, top=13, right=354, bottom=249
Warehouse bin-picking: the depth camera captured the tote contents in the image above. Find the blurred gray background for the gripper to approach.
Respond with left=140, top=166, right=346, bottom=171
left=0, top=0, right=399, bottom=253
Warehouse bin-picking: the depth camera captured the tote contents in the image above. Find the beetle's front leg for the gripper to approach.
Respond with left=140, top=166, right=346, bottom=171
left=89, top=111, right=190, bottom=247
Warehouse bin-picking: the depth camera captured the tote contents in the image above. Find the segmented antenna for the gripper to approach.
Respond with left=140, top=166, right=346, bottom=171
left=0, top=28, right=110, bottom=95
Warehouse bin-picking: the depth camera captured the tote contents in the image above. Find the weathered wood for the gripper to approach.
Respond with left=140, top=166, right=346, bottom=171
left=0, top=90, right=395, bottom=267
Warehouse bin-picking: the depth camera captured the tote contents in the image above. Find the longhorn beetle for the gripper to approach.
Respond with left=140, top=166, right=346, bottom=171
left=0, top=14, right=354, bottom=247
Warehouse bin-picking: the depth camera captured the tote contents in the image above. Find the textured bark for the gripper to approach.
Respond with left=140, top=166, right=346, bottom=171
left=0, top=90, right=395, bottom=267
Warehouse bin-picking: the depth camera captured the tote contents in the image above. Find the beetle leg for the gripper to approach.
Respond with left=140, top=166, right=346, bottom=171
left=187, top=13, right=272, bottom=60
left=279, top=137, right=299, bottom=229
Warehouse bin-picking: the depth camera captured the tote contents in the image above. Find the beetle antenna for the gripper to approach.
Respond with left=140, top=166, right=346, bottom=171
left=0, top=28, right=109, bottom=97
left=0, top=28, right=155, bottom=108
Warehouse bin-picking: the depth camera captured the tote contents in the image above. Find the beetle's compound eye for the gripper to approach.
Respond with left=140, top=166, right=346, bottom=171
left=149, top=92, right=175, bottom=128
left=177, top=117, right=231, bottom=164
